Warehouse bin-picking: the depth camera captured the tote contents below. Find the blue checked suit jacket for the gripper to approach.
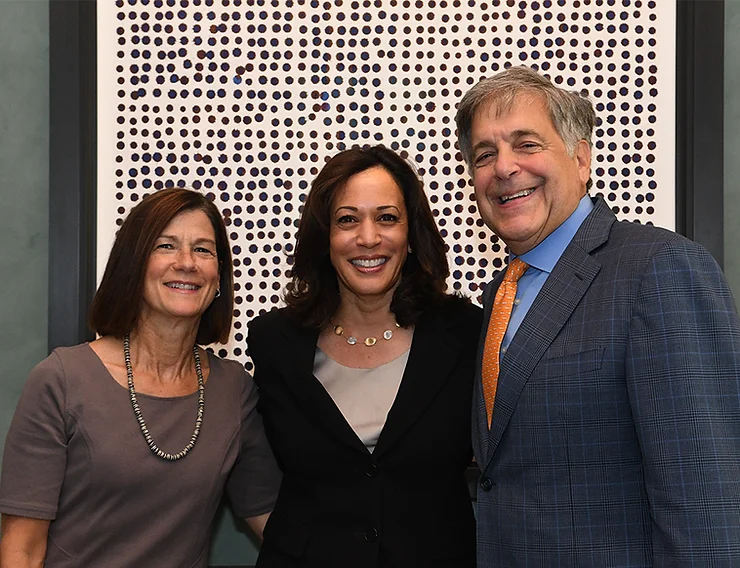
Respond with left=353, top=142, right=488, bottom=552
left=474, top=197, right=740, bottom=567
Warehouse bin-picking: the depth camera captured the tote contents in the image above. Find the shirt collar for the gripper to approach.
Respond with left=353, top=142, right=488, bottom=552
left=515, top=194, right=594, bottom=273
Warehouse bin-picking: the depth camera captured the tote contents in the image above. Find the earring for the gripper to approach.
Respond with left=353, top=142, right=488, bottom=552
left=407, top=245, right=413, bottom=254
left=214, top=289, right=221, bottom=298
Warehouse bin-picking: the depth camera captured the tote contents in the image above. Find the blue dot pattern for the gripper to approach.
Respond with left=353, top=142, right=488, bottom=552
left=99, top=0, right=674, bottom=363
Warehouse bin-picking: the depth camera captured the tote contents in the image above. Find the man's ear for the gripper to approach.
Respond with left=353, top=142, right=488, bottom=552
left=575, top=139, right=591, bottom=187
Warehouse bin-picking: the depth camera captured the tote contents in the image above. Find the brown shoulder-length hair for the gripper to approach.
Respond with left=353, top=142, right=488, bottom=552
left=285, top=145, right=450, bottom=329
left=89, top=188, right=234, bottom=344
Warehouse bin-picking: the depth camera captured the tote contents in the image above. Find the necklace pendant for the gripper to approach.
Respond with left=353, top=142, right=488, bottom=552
left=332, top=320, right=398, bottom=347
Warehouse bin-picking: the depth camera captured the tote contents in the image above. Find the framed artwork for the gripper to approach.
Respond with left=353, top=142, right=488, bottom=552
left=49, top=1, right=726, bottom=348
left=91, top=0, right=680, bottom=362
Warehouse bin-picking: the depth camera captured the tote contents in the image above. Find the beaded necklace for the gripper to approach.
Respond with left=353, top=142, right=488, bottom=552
left=123, top=333, right=204, bottom=461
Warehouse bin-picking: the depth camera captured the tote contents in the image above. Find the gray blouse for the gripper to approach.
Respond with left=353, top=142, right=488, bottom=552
left=314, top=347, right=410, bottom=453
left=0, top=344, right=281, bottom=567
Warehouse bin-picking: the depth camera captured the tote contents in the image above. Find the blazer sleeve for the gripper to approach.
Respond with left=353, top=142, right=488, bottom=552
left=246, top=311, right=289, bottom=467
left=247, top=314, right=270, bottom=387
left=626, top=237, right=740, bottom=564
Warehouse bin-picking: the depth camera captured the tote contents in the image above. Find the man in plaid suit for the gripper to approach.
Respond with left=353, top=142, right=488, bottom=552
left=457, top=66, right=740, bottom=566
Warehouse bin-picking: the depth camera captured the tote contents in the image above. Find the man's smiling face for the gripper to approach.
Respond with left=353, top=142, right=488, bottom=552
left=470, top=92, right=591, bottom=255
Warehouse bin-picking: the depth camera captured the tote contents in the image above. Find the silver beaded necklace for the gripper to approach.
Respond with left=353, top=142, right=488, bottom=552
left=123, top=333, right=204, bottom=461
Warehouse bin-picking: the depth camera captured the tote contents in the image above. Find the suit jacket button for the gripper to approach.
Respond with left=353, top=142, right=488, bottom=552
left=366, top=463, right=378, bottom=477
left=480, top=476, right=493, bottom=491
left=364, top=527, right=378, bottom=542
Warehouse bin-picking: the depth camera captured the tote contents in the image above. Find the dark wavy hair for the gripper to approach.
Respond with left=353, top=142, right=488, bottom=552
left=285, top=145, right=451, bottom=329
left=89, top=188, right=234, bottom=344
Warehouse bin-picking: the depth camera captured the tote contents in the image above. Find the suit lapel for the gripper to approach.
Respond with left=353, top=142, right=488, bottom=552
left=482, top=198, right=616, bottom=468
left=373, top=309, right=462, bottom=458
left=276, top=318, right=370, bottom=455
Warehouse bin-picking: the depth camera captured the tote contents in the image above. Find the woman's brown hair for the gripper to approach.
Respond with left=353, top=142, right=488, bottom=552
left=89, top=188, right=234, bottom=344
left=285, top=145, right=452, bottom=329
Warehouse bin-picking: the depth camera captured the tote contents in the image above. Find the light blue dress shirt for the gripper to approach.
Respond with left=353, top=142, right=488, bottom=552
left=499, top=195, right=595, bottom=357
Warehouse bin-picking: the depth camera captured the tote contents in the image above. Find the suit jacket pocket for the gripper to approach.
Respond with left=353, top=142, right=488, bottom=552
left=262, top=513, right=310, bottom=559
left=538, top=346, right=604, bottom=379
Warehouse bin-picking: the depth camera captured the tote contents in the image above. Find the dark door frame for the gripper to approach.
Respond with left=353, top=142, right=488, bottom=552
left=49, top=0, right=97, bottom=349
left=675, top=0, right=725, bottom=266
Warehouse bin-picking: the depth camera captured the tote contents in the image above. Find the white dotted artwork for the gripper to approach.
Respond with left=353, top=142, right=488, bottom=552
left=97, top=0, right=676, bottom=362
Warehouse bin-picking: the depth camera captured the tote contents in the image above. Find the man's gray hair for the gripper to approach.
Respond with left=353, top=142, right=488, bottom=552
left=455, top=66, right=596, bottom=168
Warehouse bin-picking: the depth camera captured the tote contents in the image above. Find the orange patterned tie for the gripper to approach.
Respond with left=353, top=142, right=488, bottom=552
left=481, top=258, right=529, bottom=426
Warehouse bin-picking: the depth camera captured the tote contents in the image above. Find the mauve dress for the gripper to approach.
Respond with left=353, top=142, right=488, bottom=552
left=0, top=343, right=281, bottom=567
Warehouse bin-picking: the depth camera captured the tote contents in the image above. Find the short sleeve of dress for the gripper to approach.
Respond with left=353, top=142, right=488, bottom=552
left=0, top=351, right=70, bottom=520
left=225, top=367, right=282, bottom=518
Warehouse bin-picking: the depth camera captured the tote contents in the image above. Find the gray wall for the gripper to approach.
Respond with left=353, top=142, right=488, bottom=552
left=210, top=502, right=261, bottom=566
left=0, top=0, right=50, bottom=464
left=726, top=1, right=740, bottom=299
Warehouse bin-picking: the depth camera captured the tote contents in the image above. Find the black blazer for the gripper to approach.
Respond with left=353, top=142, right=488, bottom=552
left=248, top=299, right=482, bottom=568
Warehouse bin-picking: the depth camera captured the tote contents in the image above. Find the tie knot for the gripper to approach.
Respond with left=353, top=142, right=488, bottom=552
left=504, top=258, right=529, bottom=282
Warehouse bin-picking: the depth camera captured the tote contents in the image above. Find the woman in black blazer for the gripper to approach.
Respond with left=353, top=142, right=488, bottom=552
left=249, top=145, right=482, bottom=568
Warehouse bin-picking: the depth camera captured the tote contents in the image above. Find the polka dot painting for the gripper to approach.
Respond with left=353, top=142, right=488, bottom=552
left=97, top=0, right=676, bottom=362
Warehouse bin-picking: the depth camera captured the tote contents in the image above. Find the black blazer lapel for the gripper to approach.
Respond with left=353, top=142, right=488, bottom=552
left=373, top=309, right=464, bottom=458
left=483, top=198, right=616, bottom=468
left=276, top=318, right=370, bottom=455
